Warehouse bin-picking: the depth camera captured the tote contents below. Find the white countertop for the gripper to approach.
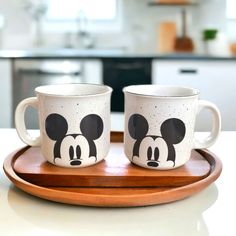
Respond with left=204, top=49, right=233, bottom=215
left=0, top=125, right=235, bottom=235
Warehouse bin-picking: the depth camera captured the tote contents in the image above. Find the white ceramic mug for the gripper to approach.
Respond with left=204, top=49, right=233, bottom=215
left=15, top=83, right=112, bottom=168
left=123, top=85, right=221, bottom=170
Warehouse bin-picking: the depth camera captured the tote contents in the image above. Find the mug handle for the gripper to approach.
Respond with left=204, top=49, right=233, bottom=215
left=15, top=97, right=41, bottom=146
left=194, top=100, right=221, bottom=149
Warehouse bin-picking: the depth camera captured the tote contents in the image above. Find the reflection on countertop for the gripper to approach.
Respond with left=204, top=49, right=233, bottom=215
left=7, top=184, right=218, bottom=235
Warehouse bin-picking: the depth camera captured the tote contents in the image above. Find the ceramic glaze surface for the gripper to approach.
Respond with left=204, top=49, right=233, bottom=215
left=123, top=85, right=221, bottom=170
left=15, top=84, right=112, bottom=168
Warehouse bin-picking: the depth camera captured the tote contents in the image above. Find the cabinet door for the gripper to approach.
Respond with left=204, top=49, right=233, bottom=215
left=152, top=60, right=236, bottom=131
left=0, top=60, right=12, bottom=128
left=83, top=59, right=102, bottom=84
left=103, top=59, right=152, bottom=112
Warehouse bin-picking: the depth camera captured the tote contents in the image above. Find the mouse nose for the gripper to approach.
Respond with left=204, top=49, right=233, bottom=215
left=147, top=161, right=159, bottom=167
left=70, top=160, right=82, bottom=166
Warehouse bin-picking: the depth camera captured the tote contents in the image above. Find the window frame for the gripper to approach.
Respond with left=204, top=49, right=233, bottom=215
left=42, top=0, right=122, bottom=33
left=226, top=0, right=236, bottom=19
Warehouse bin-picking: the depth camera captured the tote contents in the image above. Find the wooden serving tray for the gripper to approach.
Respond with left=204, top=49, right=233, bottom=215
left=3, top=132, right=222, bottom=207
left=13, top=132, right=210, bottom=187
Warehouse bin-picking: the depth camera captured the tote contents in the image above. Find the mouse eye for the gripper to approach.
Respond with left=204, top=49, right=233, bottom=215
left=147, top=146, right=152, bottom=160
left=139, top=137, right=168, bottom=162
left=76, top=145, right=81, bottom=158
left=60, top=135, right=90, bottom=162
left=69, top=146, right=74, bottom=159
left=154, top=147, right=159, bottom=160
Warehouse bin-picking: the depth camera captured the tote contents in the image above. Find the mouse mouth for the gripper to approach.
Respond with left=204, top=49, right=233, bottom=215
left=147, top=161, right=159, bottom=167
left=70, top=160, right=82, bottom=166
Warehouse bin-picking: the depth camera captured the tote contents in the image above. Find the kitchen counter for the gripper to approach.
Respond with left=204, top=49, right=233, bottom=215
left=0, top=48, right=235, bottom=60
left=0, top=114, right=235, bottom=235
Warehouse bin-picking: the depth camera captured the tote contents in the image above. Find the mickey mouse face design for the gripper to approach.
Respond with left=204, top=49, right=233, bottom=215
left=45, top=113, right=103, bottom=167
left=128, top=114, right=186, bottom=169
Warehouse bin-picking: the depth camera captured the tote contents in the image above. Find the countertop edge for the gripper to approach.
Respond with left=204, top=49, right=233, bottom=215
left=0, top=50, right=235, bottom=60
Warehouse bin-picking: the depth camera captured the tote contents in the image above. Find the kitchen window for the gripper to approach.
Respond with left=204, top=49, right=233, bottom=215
left=226, top=0, right=236, bottom=19
left=44, top=0, right=122, bottom=32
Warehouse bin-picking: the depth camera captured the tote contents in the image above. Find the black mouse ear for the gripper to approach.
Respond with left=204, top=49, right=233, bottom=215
left=128, top=114, right=149, bottom=140
left=45, top=113, right=68, bottom=141
left=161, top=118, right=186, bottom=144
left=80, top=114, right=104, bottom=140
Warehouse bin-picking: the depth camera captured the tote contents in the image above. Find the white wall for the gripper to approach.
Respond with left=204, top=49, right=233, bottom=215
left=0, top=0, right=33, bottom=48
left=0, top=0, right=235, bottom=53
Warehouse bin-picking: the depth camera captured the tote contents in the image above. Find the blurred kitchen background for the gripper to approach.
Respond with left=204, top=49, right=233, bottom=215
left=0, top=0, right=235, bottom=53
left=0, top=0, right=236, bottom=131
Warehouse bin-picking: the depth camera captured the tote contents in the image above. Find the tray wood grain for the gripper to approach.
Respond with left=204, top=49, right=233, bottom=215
left=3, top=144, right=222, bottom=207
left=13, top=132, right=210, bottom=187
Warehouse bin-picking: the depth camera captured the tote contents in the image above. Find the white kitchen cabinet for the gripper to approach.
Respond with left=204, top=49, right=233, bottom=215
left=83, top=59, right=102, bottom=84
left=152, top=60, right=236, bottom=131
left=0, top=59, right=12, bottom=128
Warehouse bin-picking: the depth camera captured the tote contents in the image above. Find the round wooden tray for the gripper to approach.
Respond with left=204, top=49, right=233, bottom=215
left=3, top=144, right=222, bottom=207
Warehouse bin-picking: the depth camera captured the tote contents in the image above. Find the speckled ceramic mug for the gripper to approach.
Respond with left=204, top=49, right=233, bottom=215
left=15, top=83, right=112, bottom=168
left=123, top=85, right=221, bottom=170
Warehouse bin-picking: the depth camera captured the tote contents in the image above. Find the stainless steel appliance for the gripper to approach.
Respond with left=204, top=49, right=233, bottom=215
left=13, top=59, right=83, bottom=129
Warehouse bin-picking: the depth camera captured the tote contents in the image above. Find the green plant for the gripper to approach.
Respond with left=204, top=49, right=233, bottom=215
left=203, top=29, right=218, bottom=41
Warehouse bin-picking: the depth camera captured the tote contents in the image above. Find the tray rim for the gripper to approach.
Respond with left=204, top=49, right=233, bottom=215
left=3, top=133, right=222, bottom=207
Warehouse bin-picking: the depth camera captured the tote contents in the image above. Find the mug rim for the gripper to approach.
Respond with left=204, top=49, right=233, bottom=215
left=35, top=83, right=113, bottom=97
left=123, top=85, right=199, bottom=98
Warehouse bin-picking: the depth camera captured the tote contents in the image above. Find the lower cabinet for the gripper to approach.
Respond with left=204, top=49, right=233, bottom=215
left=103, top=58, right=152, bottom=112
left=152, top=60, right=236, bottom=131
left=7, top=59, right=102, bottom=128
left=0, top=60, right=12, bottom=128
left=1, top=57, right=236, bottom=131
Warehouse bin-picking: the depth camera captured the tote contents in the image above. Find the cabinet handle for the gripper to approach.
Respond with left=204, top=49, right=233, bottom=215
left=179, top=69, right=198, bottom=74
left=37, top=69, right=81, bottom=76
left=19, top=68, right=81, bottom=76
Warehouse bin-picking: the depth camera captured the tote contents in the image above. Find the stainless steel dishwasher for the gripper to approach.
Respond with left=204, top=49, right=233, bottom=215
left=13, top=59, right=84, bottom=129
